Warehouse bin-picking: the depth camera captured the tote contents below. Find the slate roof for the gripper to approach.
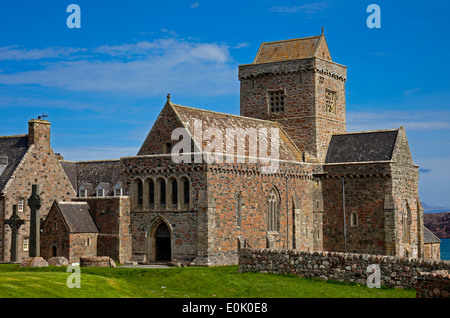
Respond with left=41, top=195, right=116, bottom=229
left=0, top=135, right=29, bottom=194
left=170, top=103, right=303, bottom=162
left=60, top=160, right=121, bottom=196
left=423, top=227, right=441, bottom=244
left=253, top=35, right=324, bottom=64
left=325, top=130, right=399, bottom=164
left=56, top=201, right=98, bottom=233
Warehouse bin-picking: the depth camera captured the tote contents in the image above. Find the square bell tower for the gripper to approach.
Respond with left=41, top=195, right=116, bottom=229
left=238, top=31, right=347, bottom=162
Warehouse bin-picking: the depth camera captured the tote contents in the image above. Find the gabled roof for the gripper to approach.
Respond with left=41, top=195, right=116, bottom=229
left=253, top=33, right=329, bottom=64
left=0, top=135, right=29, bottom=194
left=170, top=102, right=303, bottom=162
left=54, top=201, right=98, bottom=233
left=423, top=227, right=441, bottom=244
left=60, top=160, right=121, bottom=196
left=325, top=129, right=399, bottom=164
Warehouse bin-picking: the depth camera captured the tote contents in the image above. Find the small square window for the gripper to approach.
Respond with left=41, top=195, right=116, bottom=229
left=163, top=142, right=172, bottom=154
left=350, top=212, right=358, bottom=227
left=325, top=90, right=336, bottom=113
left=23, top=237, right=29, bottom=252
left=18, top=199, right=24, bottom=212
left=267, top=90, right=285, bottom=113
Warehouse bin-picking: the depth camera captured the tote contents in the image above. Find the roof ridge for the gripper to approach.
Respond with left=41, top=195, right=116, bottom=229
left=171, top=103, right=280, bottom=125
left=58, top=201, right=88, bottom=205
left=61, top=159, right=120, bottom=163
left=260, top=35, right=322, bottom=46
left=0, top=134, right=28, bottom=139
left=332, top=128, right=400, bottom=136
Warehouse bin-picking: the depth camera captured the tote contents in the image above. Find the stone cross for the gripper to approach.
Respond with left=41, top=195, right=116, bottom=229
left=27, top=184, right=42, bottom=257
left=5, top=205, right=25, bottom=262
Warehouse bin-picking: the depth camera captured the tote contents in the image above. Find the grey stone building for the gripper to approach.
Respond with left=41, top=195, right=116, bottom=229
left=0, top=32, right=440, bottom=265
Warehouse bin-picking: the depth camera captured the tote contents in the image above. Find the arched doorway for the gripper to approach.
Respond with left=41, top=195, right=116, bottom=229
left=155, top=222, right=171, bottom=261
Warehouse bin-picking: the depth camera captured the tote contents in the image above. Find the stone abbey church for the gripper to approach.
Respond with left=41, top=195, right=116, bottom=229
left=0, top=32, right=441, bottom=265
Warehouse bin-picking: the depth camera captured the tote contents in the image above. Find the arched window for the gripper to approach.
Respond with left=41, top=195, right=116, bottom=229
left=267, top=188, right=279, bottom=232
left=181, top=177, right=190, bottom=207
left=159, top=179, right=166, bottom=206
left=170, top=178, right=178, bottom=206
left=134, top=179, right=143, bottom=207
left=148, top=179, right=155, bottom=206
left=403, top=203, right=411, bottom=244
left=235, top=191, right=243, bottom=227
left=350, top=212, right=358, bottom=227
left=137, top=180, right=143, bottom=206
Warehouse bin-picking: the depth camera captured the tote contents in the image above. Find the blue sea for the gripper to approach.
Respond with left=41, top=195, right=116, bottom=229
left=441, top=239, right=450, bottom=260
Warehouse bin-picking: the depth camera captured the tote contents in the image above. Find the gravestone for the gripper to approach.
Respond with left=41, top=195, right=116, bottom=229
left=5, top=205, right=25, bottom=262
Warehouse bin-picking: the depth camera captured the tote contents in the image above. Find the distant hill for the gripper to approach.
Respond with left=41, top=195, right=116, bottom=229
left=421, top=202, right=450, bottom=214
left=423, top=212, right=450, bottom=239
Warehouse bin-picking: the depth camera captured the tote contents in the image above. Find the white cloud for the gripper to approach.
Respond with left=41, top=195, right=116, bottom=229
left=161, top=28, right=178, bottom=37
left=0, top=38, right=237, bottom=97
left=403, top=88, right=421, bottom=96
left=269, top=2, right=329, bottom=14
left=234, top=42, right=250, bottom=49
left=347, top=110, right=450, bottom=132
left=0, top=46, right=86, bottom=61
left=191, top=2, right=199, bottom=9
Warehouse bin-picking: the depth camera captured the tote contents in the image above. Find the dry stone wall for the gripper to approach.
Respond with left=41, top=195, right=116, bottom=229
left=238, top=248, right=450, bottom=290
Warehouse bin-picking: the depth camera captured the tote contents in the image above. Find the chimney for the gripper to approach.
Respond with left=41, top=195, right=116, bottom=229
left=28, top=118, right=51, bottom=147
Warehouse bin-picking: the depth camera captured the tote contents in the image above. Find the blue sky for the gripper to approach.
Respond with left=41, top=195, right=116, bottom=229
left=0, top=0, right=449, bottom=207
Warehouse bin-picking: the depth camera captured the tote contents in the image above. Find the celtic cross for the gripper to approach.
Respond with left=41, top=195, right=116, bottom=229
left=28, top=184, right=42, bottom=257
left=5, top=205, right=25, bottom=262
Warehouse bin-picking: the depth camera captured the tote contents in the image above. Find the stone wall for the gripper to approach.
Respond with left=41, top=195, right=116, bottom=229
left=239, top=57, right=347, bottom=161
left=424, top=242, right=440, bottom=259
left=80, top=256, right=116, bottom=267
left=322, top=162, right=392, bottom=255
left=238, top=248, right=450, bottom=290
left=205, top=161, right=318, bottom=255
left=415, top=271, right=450, bottom=298
left=73, top=197, right=132, bottom=264
left=1, top=120, right=75, bottom=262
left=69, top=233, right=97, bottom=263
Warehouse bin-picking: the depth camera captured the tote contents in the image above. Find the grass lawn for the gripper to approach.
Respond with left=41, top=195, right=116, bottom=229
left=0, top=264, right=415, bottom=298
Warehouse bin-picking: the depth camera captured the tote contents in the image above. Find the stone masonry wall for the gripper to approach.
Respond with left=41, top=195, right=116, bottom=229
left=322, top=162, right=392, bottom=255
left=390, top=127, right=422, bottom=258
left=121, top=155, right=204, bottom=263
left=72, top=197, right=132, bottom=264
left=239, top=58, right=346, bottom=161
left=205, top=160, right=318, bottom=258
left=238, top=248, right=450, bottom=290
left=68, top=233, right=97, bottom=263
left=41, top=204, right=71, bottom=261
left=1, top=120, right=76, bottom=262
left=415, top=271, right=450, bottom=298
